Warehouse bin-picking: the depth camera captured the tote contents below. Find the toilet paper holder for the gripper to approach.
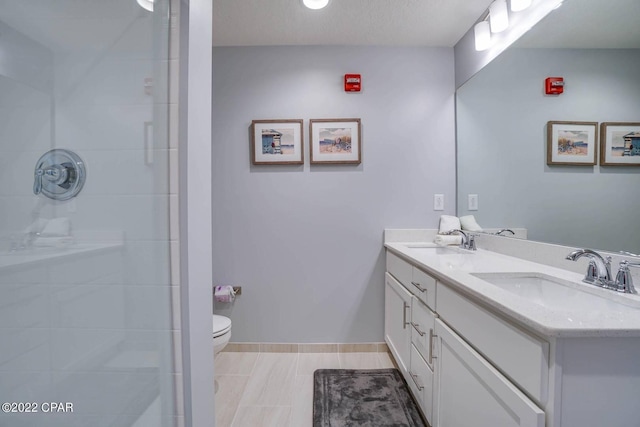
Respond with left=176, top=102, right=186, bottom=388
left=213, top=286, right=242, bottom=296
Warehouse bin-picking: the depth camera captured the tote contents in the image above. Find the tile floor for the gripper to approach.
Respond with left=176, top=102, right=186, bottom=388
left=214, top=351, right=396, bottom=427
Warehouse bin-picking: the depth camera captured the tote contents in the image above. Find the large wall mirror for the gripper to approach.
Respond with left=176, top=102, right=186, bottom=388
left=456, top=0, right=640, bottom=254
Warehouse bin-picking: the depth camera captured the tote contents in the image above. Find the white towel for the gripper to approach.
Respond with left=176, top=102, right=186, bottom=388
left=434, top=235, right=463, bottom=246
left=40, top=217, right=71, bottom=237
left=460, top=215, right=483, bottom=232
left=24, top=218, right=49, bottom=234
left=438, top=215, right=461, bottom=234
left=33, top=236, right=75, bottom=248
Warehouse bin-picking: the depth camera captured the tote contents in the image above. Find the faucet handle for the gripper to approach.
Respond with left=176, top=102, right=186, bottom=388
left=585, top=260, right=599, bottom=284
left=467, top=234, right=477, bottom=251
left=615, top=260, right=640, bottom=294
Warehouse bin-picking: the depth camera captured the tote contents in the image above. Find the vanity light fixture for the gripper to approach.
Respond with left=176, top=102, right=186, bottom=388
left=474, top=20, right=491, bottom=51
left=137, top=0, right=154, bottom=12
left=302, top=0, right=330, bottom=10
left=510, top=0, right=532, bottom=12
left=489, top=0, right=509, bottom=33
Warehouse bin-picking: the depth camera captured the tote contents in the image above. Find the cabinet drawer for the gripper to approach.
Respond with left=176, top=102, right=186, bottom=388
left=386, top=252, right=413, bottom=289
left=409, top=344, right=434, bottom=425
left=412, top=267, right=436, bottom=310
left=387, top=251, right=436, bottom=310
left=437, top=284, right=549, bottom=404
left=410, top=297, right=436, bottom=368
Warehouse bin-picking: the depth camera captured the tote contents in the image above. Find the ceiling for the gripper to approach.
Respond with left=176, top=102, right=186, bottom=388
left=213, top=0, right=494, bottom=47
left=516, top=0, right=640, bottom=48
left=214, top=0, right=640, bottom=49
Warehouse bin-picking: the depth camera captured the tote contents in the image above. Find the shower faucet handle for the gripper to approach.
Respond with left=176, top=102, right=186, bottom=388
left=33, top=168, right=44, bottom=195
left=32, top=149, right=86, bottom=201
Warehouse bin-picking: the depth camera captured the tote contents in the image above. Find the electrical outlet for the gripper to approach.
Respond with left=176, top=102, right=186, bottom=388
left=434, top=194, right=444, bottom=211
left=468, top=194, right=478, bottom=211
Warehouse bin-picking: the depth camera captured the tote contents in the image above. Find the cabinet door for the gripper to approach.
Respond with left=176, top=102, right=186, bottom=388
left=433, top=319, right=544, bottom=427
left=384, top=273, right=412, bottom=374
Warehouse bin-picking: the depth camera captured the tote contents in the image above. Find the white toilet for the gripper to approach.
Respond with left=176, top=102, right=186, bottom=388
left=212, top=314, right=232, bottom=356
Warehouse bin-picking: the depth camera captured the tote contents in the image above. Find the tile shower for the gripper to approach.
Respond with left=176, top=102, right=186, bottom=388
left=0, top=1, right=180, bottom=426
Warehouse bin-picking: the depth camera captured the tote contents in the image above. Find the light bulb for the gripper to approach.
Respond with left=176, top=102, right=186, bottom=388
left=474, top=21, right=491, bottom=51
left=510, top=0, right=532, bottom=12
left=489, top=0, right=509, bottom=33
left=137, top=0, right=154, bottom=12
left=302, top=0, right=330, bottom=10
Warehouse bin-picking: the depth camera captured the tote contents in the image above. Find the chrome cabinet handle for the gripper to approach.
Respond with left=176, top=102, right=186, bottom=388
left=402, top=302, right=410, bottom=329
left=429, top=328, right=437, bottom=367
left=411, top=322, right=426, bottom=336
left=411, top=281, right=427, bottom=293
left=409, top=371, right=424, bottom=391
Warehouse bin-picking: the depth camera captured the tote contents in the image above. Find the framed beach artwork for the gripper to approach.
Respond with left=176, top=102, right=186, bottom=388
left=546, top=121, right=598, bottom=166
left=251, top=119, right=304, bottom=165
left=599, top=122, right=640, bottom=166
left=310, top=118, right=361, bottom=165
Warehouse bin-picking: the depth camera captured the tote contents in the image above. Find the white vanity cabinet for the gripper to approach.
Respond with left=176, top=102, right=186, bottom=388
left=386, top=252, right=437, bottom=425
left=385, top=239, right=640, bottom=427
left=385, top=249, right=546, bottom=427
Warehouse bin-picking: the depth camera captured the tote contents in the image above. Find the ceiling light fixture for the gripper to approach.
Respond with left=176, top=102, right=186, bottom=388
left=474, top=20, right=491, bottom=51
left=137, top=0, right=154, bottom=12
left=302, top=0, right=330, bottom=10
left=510, top=0, right=532, bottom=12
left=489, top=0, right=509, bottom=33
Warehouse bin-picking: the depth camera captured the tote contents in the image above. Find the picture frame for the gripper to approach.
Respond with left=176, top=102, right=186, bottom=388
left=599, top=122, right=640, bottom=166
left=546, top=121, right=598, bottom=166
left=251, top=119, right=304, bottom=165
left=310, top=118, right=361, bottom=165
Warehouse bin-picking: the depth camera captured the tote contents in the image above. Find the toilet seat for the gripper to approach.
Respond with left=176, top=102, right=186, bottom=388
left=213, top=315, right=231, bottom=338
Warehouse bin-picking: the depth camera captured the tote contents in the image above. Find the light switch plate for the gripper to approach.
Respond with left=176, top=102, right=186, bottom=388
left=434, top=194, right=444, bottom=211
left=468, top=194, right=478, bottom=211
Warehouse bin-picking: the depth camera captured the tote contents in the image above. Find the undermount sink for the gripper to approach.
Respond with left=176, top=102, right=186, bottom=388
left=471, top=272, right=638, bottom=312
left=404, top=244, right=472, bottom=255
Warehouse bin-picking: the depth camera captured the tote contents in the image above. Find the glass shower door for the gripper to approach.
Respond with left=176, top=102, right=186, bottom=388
left=0, top=1, right=178, bottom=426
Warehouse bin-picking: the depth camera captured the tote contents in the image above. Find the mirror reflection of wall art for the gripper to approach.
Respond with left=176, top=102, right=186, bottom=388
left=310, top=118, right=361, bottom=165
left=599, top=122, right=640, bottom=166
left=251, top=119, right=304, bottom=165
left=546, top=121, right=598, bottom=166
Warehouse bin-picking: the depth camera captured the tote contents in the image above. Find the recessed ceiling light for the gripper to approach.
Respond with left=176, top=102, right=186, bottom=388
left=302, top=0, right=330, bottom=10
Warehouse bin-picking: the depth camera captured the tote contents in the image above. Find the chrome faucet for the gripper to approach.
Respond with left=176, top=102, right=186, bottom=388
left=443, top=229, right=476, bottom=251
left=495, top=229, right=515, bottom=236
left=566, top=248, right=638, bottom=294
left=566, top=249, right=612, bottom=285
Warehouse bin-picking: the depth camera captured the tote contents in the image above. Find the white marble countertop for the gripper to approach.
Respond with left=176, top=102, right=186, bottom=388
left=385, top=241, right=640, bottom=338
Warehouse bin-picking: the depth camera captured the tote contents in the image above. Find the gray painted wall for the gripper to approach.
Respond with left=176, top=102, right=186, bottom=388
left=457, top=48, right=640, bottom=254
left=212, top=46, right=455, bottom=343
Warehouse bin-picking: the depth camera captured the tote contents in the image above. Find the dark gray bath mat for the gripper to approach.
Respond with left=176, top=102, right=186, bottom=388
left=313, top=369, right=427, bottom=427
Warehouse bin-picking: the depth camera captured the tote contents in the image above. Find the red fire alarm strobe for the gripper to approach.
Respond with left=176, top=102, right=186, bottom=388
left=545, top=77, right=564, bottom=95
left=344, top=74, right=361, bottom=92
